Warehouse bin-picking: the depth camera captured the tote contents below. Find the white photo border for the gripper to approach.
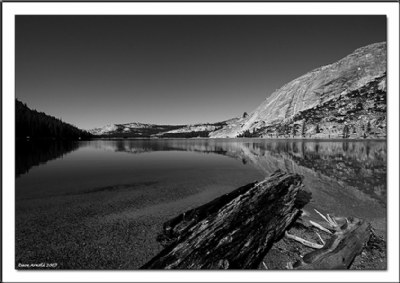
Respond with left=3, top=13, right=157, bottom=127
left=2, top=2, right=399, bottom=282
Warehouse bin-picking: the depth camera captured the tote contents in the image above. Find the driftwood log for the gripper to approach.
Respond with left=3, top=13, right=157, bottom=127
left=289, top=215, right=371, bottom=270
left=141, top=170, right=311, bottom=269
left=156, top=181, right=259, bottom=247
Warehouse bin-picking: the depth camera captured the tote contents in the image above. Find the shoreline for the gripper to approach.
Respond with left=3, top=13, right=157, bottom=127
left=89, top=137, right=387, bottom=141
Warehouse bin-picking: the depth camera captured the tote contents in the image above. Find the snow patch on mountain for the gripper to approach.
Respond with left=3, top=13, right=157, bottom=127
left=89, top=124, right=118, bottom=135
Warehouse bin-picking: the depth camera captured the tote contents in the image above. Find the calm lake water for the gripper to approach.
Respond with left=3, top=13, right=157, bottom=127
left=15, top=139, right=387, bottom=269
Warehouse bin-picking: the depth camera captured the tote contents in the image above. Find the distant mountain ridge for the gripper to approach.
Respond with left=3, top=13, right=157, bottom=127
left=90, top=42, right=386, bottom=139
left=89, top=119, right=239, bottom=138
left=89, top=122, right=175, bottom=136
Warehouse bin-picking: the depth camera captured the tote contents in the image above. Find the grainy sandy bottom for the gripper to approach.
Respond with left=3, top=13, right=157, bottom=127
left=16, top=172, right=263, bottom=269
left=16, top=180, right=386, bottom=270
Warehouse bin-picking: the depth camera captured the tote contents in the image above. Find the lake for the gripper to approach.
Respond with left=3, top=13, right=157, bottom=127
left=15, top=139, right=387, bottom=269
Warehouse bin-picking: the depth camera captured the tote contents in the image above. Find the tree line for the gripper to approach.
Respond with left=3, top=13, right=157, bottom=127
left=16, top=99, right=92, bottom=139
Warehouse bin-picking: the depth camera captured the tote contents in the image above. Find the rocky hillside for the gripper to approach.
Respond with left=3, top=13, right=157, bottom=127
left=90, top=119, right=239, bottom=138
left=210, top=42, right=387, bottom=138
left=90, top=42, right=386, bottom=139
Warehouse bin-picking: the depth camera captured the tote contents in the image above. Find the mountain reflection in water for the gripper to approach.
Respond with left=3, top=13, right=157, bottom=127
left=17, top=139, right=386, bottom=205
left=15, top=139, right=386, bottom=269
left=111, top=139, right=385, bottom=200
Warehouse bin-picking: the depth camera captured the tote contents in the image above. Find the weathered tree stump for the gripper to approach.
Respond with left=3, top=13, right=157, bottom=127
left=141, top=170, right=311, bottom=269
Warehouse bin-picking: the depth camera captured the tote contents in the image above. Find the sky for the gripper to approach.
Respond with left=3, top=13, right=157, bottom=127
left=16, top=15, right=386, bottom=130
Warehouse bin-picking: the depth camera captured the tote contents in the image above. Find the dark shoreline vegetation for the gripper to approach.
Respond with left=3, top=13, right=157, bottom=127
left=16, top=99, right=92, bottom=140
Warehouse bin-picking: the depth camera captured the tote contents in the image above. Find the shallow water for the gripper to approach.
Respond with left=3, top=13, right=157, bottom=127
left=15, top=139, right=387, bottom=269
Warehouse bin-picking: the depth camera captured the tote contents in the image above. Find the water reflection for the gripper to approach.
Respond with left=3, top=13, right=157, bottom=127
left=15, top=138, right=386, bottom=269
left=17, top=139, right=386, bottom=206
left=85, top=139, right=387, bottom=205
left=16, top=140, right=79, bottom=177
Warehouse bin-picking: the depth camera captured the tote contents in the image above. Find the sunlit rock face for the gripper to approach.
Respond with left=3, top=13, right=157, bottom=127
left=210, top=42, right=386, bottom=138
left=89, top=119, right=240, bottom=138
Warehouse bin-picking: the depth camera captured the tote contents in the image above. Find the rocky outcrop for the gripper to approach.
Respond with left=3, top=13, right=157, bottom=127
left=254, top=75, right=386, bottom=139
left=210, top=42, right=386, bottom=138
